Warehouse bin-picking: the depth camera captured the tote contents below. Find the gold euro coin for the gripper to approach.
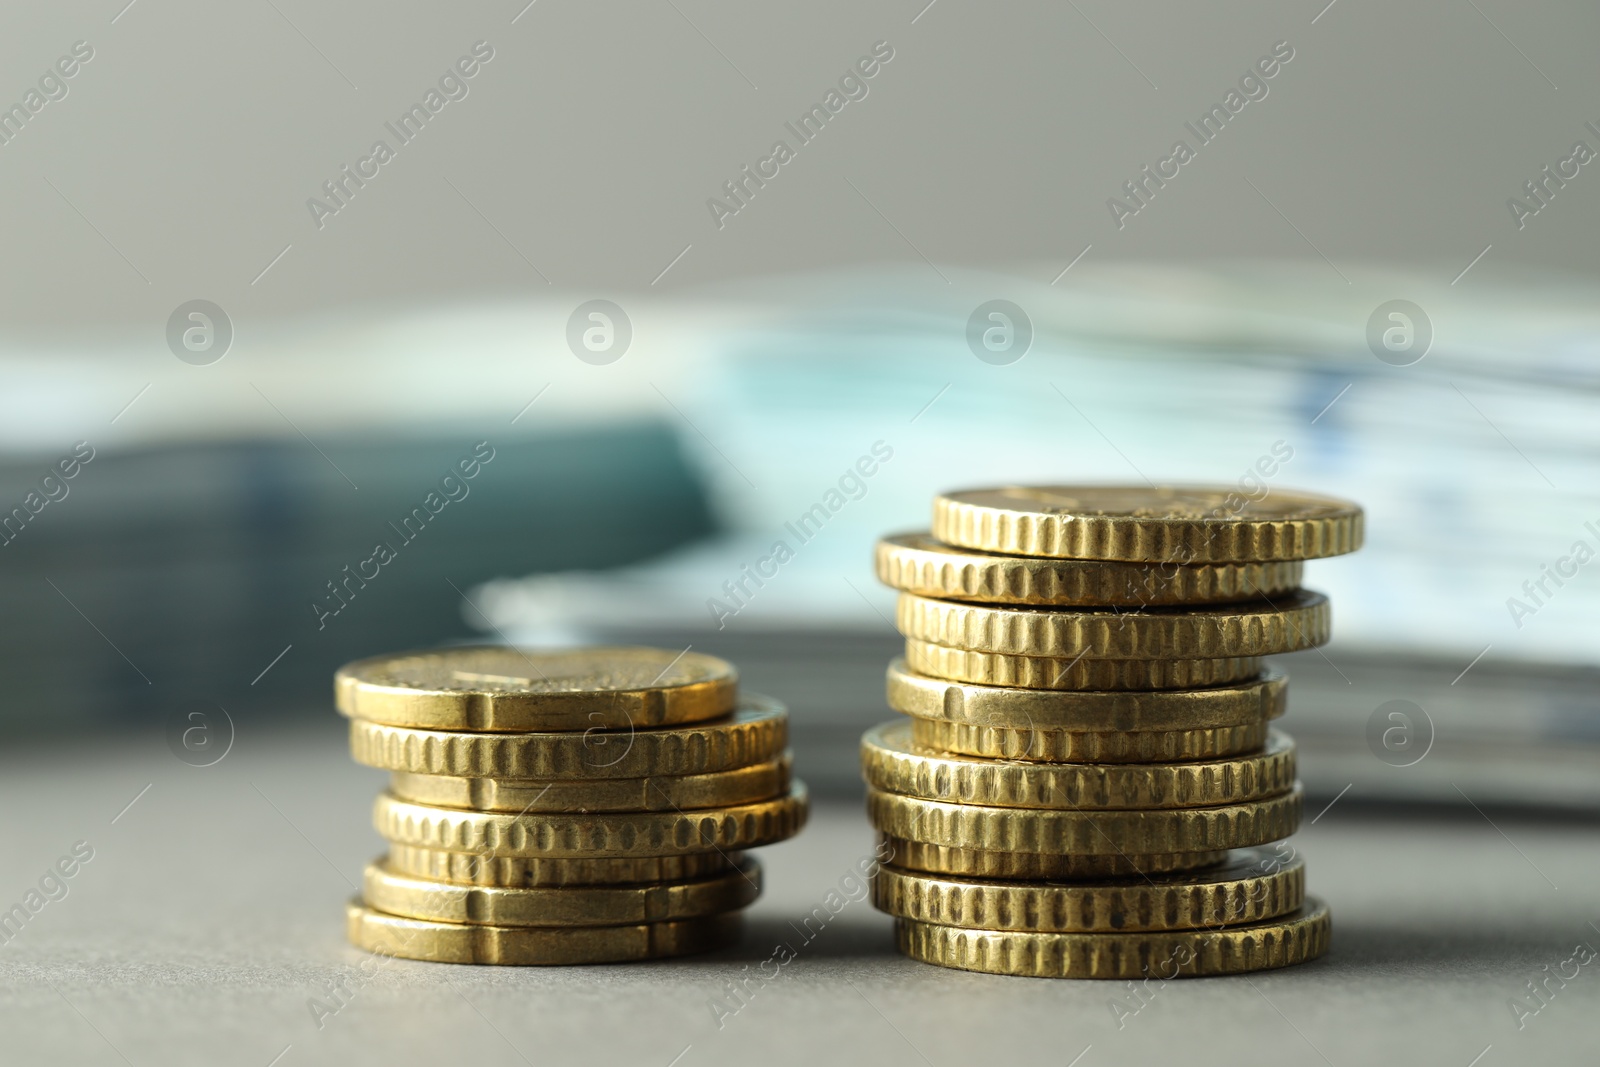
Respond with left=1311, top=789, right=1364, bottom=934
left=896, top=591, right=1329, bottom=660
left=335, top=645, right=737, bottom=731
left=388, top=754, right=791, bottom=813
left=933, top=485, right=1362, bottom=562
left=865, top=785, right=1301, bottom=855
left=362, top=856, right=761, bottom=926
left=875, top=532, right=1305, bottom=606
left=347, top=901, right=741, bottom=964
left=880, top=836, right=1226, bottom=880
left=911, top=717, right=1270, bottom=763
left=894, top=898, right=1331, bottom=978
left=349, top=695, right=786, bottom=779
left=375, top=783, right=809, bottom=858
left=872, top=847, right=1304, bottom=932
left=863, top=721, right=1296, bottom=809
left=905, top=639, right=1261, bottom=690
left=384, top=844, right=739, bottom=888
left=887, top=658, right=1286, bottom=730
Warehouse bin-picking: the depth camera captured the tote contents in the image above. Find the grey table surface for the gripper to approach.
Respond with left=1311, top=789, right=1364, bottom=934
left=2, top=721, right=1596, bottom=1067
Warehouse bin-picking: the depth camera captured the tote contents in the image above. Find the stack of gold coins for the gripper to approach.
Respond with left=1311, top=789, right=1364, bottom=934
left=864, top=486, right=1362, bottom=978
left=335, top=646, right=808, bottom=965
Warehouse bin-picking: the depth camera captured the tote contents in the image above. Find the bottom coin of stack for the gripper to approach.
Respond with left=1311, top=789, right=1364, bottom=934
left=335, top=645, right=809, bottom=965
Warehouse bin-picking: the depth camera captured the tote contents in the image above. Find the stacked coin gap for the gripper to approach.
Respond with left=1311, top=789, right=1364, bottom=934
left=336, top=646, right=808, bottom=965
left=863, top=486, right=1363, bottom=978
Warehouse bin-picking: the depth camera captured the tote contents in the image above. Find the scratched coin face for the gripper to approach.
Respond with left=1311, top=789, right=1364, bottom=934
left=334, top=646, right=738, bottom=731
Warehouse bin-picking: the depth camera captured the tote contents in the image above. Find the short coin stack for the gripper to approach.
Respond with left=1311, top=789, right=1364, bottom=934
left=864, top=485, right=1363, bottom=978
left=337, top=646, right=807, bottom=964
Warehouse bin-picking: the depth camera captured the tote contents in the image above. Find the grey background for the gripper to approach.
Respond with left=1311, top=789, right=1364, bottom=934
left=0, top=0, right=1594, bottom=334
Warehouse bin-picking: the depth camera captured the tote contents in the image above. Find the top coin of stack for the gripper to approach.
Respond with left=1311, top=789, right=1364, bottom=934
left=335, top=646, right=808, bottom=965
left=865, top=485, right=1362, bottom=979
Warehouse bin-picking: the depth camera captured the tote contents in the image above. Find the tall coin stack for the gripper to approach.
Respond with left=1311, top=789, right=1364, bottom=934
left=336, top=646, right=808, bottom=965
left=864, top=486, right=1363, bottom=978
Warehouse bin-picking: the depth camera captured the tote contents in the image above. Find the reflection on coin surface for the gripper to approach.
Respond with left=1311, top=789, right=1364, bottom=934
left=934, top=485, right=1363, bottom=561
left=337, top=646, right=737, bottom=730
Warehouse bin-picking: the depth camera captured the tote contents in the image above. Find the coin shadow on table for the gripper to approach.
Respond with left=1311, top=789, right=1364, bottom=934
left=700, top=914, right=900, bottom=964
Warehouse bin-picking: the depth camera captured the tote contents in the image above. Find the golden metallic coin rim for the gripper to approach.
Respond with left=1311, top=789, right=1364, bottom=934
left=336, top=645, right=739, bottom=730
left=383, top=844, right=741, bottom=887
left=894, top=897, right=1331, bottom=978
left=879, top=835, right=1229, bottom=879
left=886, top=658, right=1287, bottom=729
left=871, top=847, right=1305, bottom=931
left=862, top=721, right=1297, bottom=809
left=362, top=856, right=762, bottom=926
left=346, top=900, right=742, bottom=964
left=349, top=695, right=787, bottom=778
left=904, top=639, right=1263, bottom=691
left=939, top=485, right=1360, bottom=523
left=387, top=753, right=793, bottom=813
left=375, top=781, right=810, bottom=858
left=865, top=783, right=1302, bottom=854
left=895, top=590, right=1330, bottom=659
left=932, top=484, right=1363, bottom=562
left=875, top=531, right=1306, bottom=605
left=909, top=716, right=1271, bottom=763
